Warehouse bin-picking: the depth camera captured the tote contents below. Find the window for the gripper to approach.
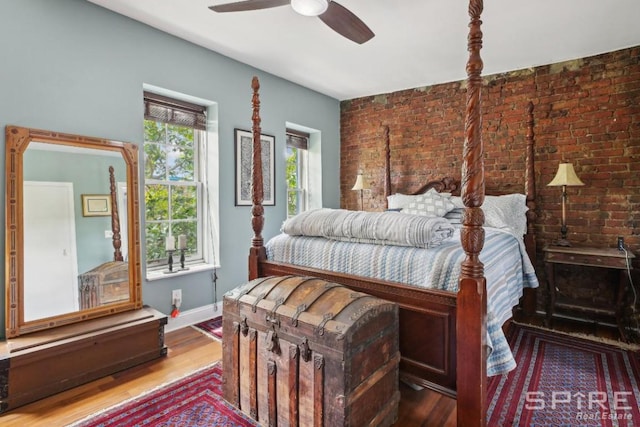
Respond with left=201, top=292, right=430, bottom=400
left=285, top=130, right=309, bottom=217
left=143, top=92, right=208, bottom=270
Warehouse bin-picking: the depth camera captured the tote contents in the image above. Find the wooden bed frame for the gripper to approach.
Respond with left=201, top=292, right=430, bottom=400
left=246, top=2, right=536, bottom=425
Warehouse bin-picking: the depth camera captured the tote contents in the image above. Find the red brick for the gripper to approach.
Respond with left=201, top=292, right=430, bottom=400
left=340, top=46, right=640, bottom=270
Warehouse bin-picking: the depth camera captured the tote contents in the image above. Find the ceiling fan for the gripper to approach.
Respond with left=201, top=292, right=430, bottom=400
left=209, top=0, right=374, bottom=44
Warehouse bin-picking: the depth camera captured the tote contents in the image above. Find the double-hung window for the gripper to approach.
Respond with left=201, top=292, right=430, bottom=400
left=143, top=92, right=207, bottom=270
left=285, top=130, right=309, bottom=217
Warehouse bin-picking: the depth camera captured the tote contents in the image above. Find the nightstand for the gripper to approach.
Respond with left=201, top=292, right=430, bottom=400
left=543, top=245, right=635, bottom=342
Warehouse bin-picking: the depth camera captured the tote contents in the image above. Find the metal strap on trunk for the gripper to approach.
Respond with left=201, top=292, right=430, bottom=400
left=240, top=317, right=249, bottom=336
left=267, top=276, right=317, bottom=323
left=234, top=275, right=294, bottom=307
left=270, top=296, right=286, bottom=313
left=249, top=276, right=294, bottom=312
left=251, top=292, right=267, bottom=313
left=291, top=282, right=341, bottom=326
left=314, top=313, right=333, bottom=336
left=299, top=337, right=312, bottom=362
left=233, top=276, right=272, bottom=303
left=267, top=297, right=285, bottom=326
left=291, top=304, right=307, bottom=326
left=265, top=326, right=280, bottom=354
left=313, top=293, right=370, bottom=336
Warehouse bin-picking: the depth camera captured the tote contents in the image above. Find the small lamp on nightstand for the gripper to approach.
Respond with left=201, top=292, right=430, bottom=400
left=547, top=162, right=584, bottom=247
left=352, top=172, right=365, bottom=211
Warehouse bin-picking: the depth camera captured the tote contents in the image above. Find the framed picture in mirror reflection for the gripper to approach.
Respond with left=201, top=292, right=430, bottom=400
left=81, top=194, right=112, bottom=217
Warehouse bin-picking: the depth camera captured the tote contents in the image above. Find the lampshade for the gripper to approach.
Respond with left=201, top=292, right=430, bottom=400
left=291, top=0, right=328, bottom=16
left=351, top=174, right=364, bottom=191
left=547, top=163, right=584, bottom=187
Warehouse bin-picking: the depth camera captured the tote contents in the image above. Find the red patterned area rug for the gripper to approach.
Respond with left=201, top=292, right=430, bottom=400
left=69, top=362, right=257, bottom=427
left=488, top=325, right=640, bottom=426
left=193, top=316, right=223, bottom=340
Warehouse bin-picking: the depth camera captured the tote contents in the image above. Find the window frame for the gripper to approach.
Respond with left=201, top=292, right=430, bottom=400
left=142, top=88, right=219, bottom=279
left=143, top=124, right=203, bottom=268
left=286, top=129, right=310, bottom=218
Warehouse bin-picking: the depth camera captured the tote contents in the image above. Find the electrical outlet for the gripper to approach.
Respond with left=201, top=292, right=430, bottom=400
left=618, top=236, right=625, bottom=251
left=172, top=289, right=182, bottom=308
left=104, top=230, right=113, bottom=239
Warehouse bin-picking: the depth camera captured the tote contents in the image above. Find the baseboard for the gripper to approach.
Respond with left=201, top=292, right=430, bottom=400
left=513, top=320, right=640, bottom=350
left=531, top=309, right=619, bottom=328
left=164, top=302, right=223, bottom=333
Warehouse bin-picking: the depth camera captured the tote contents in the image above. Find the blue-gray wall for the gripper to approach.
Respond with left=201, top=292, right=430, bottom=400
left=0, top=0, right=341, bottom=338
left=24, top=148, right=127, bottom=273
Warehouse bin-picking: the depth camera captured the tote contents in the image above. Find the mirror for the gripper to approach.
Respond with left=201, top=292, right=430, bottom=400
left=5, top=126, right=143, bottom=337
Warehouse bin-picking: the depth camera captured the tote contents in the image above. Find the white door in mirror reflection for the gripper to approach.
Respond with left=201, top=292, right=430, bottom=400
left=24, top=181, right=79, bottom=321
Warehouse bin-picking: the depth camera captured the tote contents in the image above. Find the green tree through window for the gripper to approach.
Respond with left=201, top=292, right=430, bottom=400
left=285, top=130, right=309, bottom=217
left=144, top=120, right=200, bottom=266
left=286, top=145, right=298, bottom=216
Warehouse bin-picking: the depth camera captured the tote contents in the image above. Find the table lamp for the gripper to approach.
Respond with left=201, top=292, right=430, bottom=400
left=547, top=162, right=584, bottom=246
left=351, top=173, right=365, bottom=210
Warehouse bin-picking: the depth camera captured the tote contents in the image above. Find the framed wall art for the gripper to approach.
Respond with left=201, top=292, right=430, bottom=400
left=81, top=194, right=112, bottom=217
left=234, top=129, right=275, bottom=206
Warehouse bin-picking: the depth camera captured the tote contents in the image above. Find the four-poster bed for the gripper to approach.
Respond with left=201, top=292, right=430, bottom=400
left=244, top=1, right=537, bottom=425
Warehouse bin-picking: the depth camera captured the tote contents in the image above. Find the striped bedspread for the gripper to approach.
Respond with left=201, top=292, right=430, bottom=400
left=266, top=227, right=539, bottom=376
left=282, top=208, right=455, bottom=249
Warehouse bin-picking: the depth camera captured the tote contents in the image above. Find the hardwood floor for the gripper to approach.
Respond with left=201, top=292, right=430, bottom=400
left=1, top=315, right=626, bottom=427
left=0, top=327, right=221, bottom=426
left=0, top=326, right=457, bottom=426
left=396, top=384, right=456, bottom=427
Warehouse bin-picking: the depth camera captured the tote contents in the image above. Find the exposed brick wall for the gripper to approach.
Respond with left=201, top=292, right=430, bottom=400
left=340, top=46, right=640, bottom=263
left=341, top=46, right=640, bottom=325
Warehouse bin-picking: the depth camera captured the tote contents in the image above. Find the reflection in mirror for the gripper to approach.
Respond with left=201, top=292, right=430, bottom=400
left=5, top=126, right=142, bottom=337
left=23, top=143, right=128, bottom=322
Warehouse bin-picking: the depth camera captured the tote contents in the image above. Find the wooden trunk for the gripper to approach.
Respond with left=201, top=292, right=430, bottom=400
left=222, top=276, right=400, bottom=427
left=0, top=307, right=167, bottom=412
left=78, top=260, right=130, bottom=310
left=260, top=262, right=458, bottom=396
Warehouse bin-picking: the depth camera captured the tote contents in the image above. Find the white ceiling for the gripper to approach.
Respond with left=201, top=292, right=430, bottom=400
left=88, top=0, right=640, bottom=101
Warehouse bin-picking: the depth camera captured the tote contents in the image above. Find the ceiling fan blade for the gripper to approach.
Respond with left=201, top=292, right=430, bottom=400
left=209, top=0, right=289, bottom=13
left=319, top=1, right=374, bottom=44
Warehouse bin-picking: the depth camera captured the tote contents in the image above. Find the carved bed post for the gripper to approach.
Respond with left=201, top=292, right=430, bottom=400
left=522, top=101, right=537, bottom=315
left=383, top=125, right=391, bottom=209
left=457, top=0, right=487, bottom=426
left=109, top=166, right=123, bottom=262
left=525, top=101, right=536, bottom=250
left=248, top=76, right=266, bottom=280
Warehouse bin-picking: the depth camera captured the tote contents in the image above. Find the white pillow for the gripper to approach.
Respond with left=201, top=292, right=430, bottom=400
left=483, top=194, right=528, bottom=237
left=450, top=196, right=465, bottom=209
left=427, top=188, right=452, bottom=199
left=444, top=208, right=464, bottom=224
left=402, top=192, right=455, bottom=217
left=450, top=194, right=528, bottom=237
left=387, top=188, right=451, bottom=210
left=387, top=193, right=419, bottom=210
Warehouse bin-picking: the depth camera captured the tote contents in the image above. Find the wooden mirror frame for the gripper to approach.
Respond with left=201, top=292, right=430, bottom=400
left=5, top=126, right=143, bottom=338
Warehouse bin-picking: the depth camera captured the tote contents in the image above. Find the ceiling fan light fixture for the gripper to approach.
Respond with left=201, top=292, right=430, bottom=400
left=291, top=0, right=328, bottom=17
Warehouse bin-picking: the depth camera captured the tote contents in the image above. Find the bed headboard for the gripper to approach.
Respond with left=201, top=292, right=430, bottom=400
left=383, top=101, right=536, bottom=213
left=381, top=101, right=537, bottom=266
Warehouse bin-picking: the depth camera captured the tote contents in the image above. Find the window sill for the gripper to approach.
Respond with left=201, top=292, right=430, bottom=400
left=146, top=262, right=218, bottom=282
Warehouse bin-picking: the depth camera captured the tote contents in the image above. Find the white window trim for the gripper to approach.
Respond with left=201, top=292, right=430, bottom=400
left=286, top=122, right=322, bottom=211
left=286, top=147, right=309, bottom=218
left=143, top=84, right=219, bottom=281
